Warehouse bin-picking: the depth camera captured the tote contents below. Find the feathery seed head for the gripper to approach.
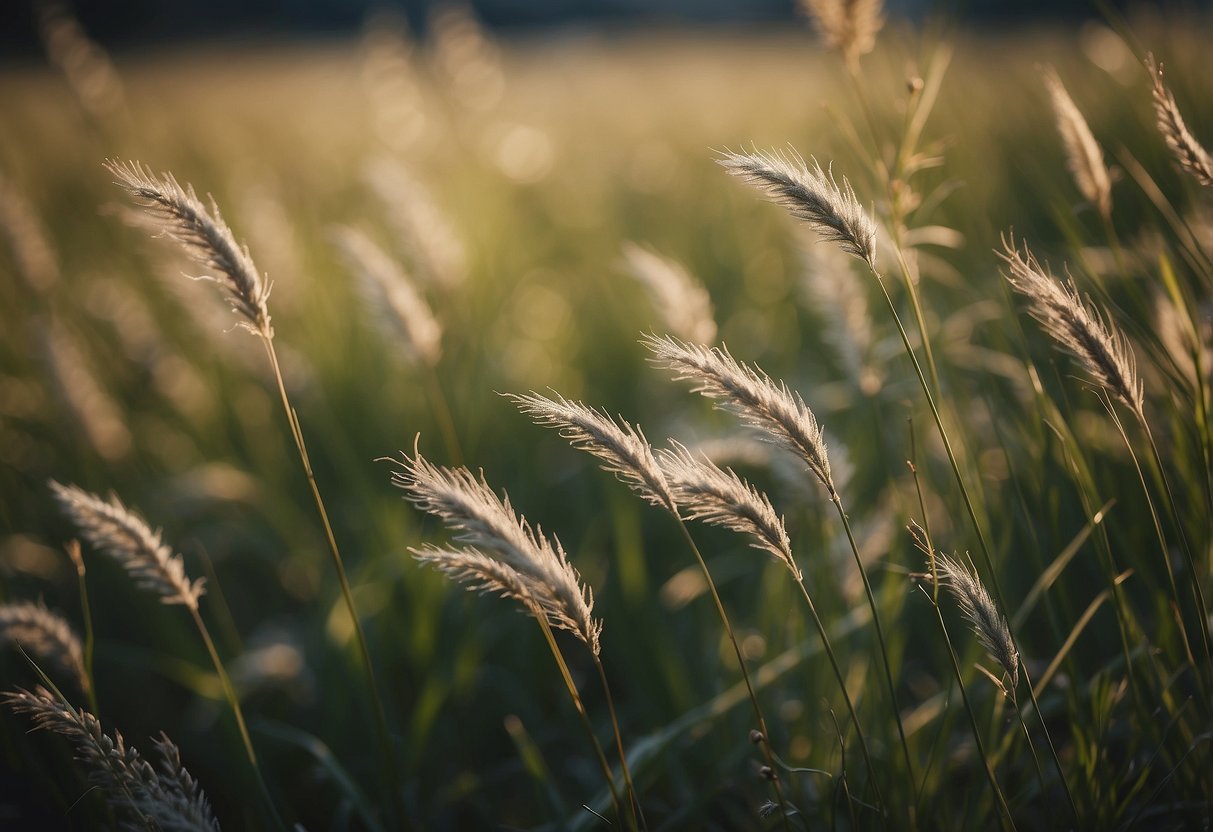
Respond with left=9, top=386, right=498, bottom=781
left=5, top=687, right=219, bottom=830
left=934, top=552, right=1020, bottom=692
left=657, top=441, right=799, bottom=579
left=50, top=480, right=205, bottom=609
left=506, top=390, right=675, bottom=513
left=620, top=242, right=717, bottom=344
left=643, top=333, right=834, bottom=494
left=798, top=0, right=885, bottom=71
left=719, top=148, right=877, bottom=268
left=331, top=225, right=443, bottom=367
left=1146, top=54, right=1213, bottom=188
left=0, top=601, right=88, bottom=693
left=390, top=449, right=602, bottom=654
left=999, top=236, right=1144, bottom=421
left=105, top=160, right=272, bottom=336
left=1043, top=69, right=1113, bottom=219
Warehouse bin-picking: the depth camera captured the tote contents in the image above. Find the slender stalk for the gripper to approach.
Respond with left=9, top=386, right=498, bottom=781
left=926, top=592, right=1016, bottom=832
left=831, top=496, right=917, bottom=811
left=260, top=336, right=406, bottom=830
left=1142, top=423, right=1212, bottom=670
left=423, top=363, right=464, bottom=467
left=531, top=609, right=625, bottom=827
left=1016, top=661, right=1079, bottom=824
left=188, top=605, right=286, bottom=831
left=869, top=266, right=1003, bottom=600
left=592, top=654, right=645, bottom=832
left=66, top=540, right=99, bottom=716
left=790, top=576, right=886, bottom=820
left=674, top=520, right=793, bottom=831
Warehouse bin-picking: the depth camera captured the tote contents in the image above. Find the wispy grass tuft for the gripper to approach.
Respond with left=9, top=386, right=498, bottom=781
left=1146, top=54, right=1213, bottom=189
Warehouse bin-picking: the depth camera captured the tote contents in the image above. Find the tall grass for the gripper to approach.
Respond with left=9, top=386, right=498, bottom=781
left=1, top=5, right=1212, bottom=829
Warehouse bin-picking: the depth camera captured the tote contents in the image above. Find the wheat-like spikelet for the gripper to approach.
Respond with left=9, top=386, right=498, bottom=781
left=5, top=687, right=219, bottom=830
left=36, top=1, right=127, bottom=126
left=365, top=157, right=466, bottom=289
left=657, top=441, right=798, bottom=579
left=798, top=0, right=884, bottom=71
left=1043, top=69, right=1113, bottom=218
left=621, top=242, right=717, bottom=344
left=41, top=320, right=132, bottom=462
left=390, top=450, right=601, bottom=654
left=332, top=225, right=443, bottom=367
left=934, top=553, right=1020, bottom=691
left=999, top=236, right=1144, bottom=421
left=0, top=173, right=59, bottom=295
left=105, top=160, right=272, bottom=336
left=413, top=545, right=544, bottom=610
left=50, top=481, right=205, bottom=610
left=506, top=390, right=675, bottom=512
left=644, top=333, right=834, bottom=495
left=1146, top=54, right=1213, bottom=188
left=719, top=148, right=877, bottom=268
left=0, top=601, right=88, bottom=693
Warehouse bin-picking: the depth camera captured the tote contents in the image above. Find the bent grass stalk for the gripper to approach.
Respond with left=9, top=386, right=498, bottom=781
left=107, top=161, right=404, bottom=830
left=67, top=540, right=100, bottom=715
left=50, top=482, right=284, bottom=831
left=642, top=335, right=916, bottom=806
left=506, top=390, right=793, bottom=827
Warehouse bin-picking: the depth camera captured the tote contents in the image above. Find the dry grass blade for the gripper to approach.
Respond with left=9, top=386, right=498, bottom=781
left=718, top=147, right=876, bottom=268
left=643, top=333, right=834, bottom=494
left=657, top=440, right=798, bottom=579
left=620, top=243, right=717, bottom=344
left=506, top=390, right=675, bottom=512
left=390, top=449, right=602, bottom=654
left=5, top=687, right=220, bottom=830
left=934, top=552, right=1020, bottom=693
left=1146, top=54, right=1213, bottom=188
left=999, top=235, right=1144, bottom=421
left=332, top=225, right=443, bottom=367
left=0, top=601, right=88, bottom=693
left=49, top=480, right=205, bottom=610
left=105, top=160, right=272, bottom=335
left=1043, top=69, right=1113, bottom=218
left=797, top=0, right=884, bottom=71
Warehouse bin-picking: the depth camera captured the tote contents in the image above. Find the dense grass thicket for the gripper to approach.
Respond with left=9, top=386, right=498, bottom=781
left=2, top=5, right=1212, bottom=829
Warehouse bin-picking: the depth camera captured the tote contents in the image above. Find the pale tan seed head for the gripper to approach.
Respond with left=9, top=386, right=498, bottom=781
left=50, top=481, right=205, bottom=610
left=106, top=160, right=272, bottom=337
left=999, top=235, right=1144, bottom=422
left=390, top=449, right=601, bottom=654
left=506, top=390, right=675, bottom=513
left=719, top=148, right=877, bottom=268
left=0, top=601, right=88, bottom=693
left=657, top=440, right=799, bottom=580
left=1145, top=54, right=1213, bottom=189
left=620, top=242, right=717, bottom=344
left=798, top=0, right=885, bottom=71
left=643, top=333, right=834, bottom=495
left=5, top=687, right=219, bottom=830
left=1043, top=68, right=1113, bottom=219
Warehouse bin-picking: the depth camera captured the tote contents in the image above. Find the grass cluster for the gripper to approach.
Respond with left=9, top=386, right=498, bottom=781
left=1, top=3, right=1212, bottom=829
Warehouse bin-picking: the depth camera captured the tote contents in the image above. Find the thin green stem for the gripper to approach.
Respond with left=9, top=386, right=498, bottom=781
left=790, top=575, right=887, bottom=822
left=926, top=593, right=1016, bottom=832
left=674, top=519, right=794, bottom=831
left=1017, top=662, right=1080, bottom=825
left=67, top=541, right=99, bottom=716
left=188, top=606, right=286, bottom=831
left=831, top=495, right=917, bottom=819
left=260, top=336, right=406, bottom=831
left=423, top=363, right=464, bottom=467
left=532, top=610, right=625, bottom=827
left=1143, top=422, right=1212, bottom=673
left=593, top=654, right=646, bottom=832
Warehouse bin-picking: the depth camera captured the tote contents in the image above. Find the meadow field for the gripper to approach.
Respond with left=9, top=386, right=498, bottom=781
left=2, top=4, right=1212, bottom=829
